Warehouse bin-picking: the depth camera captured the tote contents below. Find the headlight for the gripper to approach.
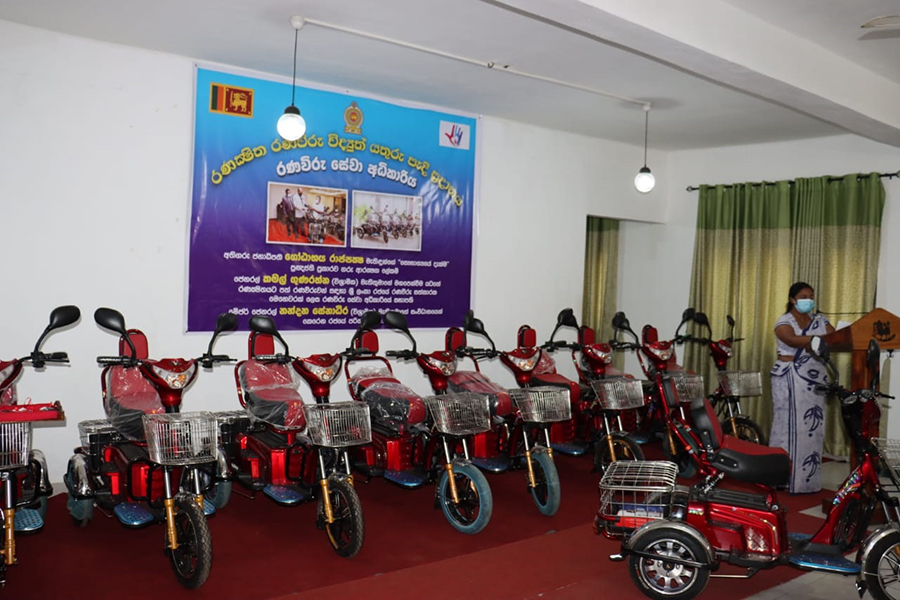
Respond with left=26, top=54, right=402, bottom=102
left=424, top=355, right=457, bottom=376
left=508, top=353, right=539, bottom=372
left=302, top=357, right=342, bottom=382
left=717, top=342, right=733, bottom=357
left=152, top=364, right=196, bottom=389
left=646, top=346, right=673, bottom=362
left=584, top=347, right=612, bottom=364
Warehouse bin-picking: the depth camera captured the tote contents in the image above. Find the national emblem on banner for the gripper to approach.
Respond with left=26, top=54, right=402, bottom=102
left=209, top=83, right=254, bottom=118
left=344, top=101, right=363, bottom=134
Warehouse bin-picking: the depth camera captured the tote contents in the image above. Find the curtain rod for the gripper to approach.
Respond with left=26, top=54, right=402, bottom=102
left=685, top=170, right=900, bottom=192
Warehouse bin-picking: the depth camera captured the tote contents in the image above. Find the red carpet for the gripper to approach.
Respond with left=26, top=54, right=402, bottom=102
left=267, top=219, right=343, bottom=246
left=7, top=451, right=836, bottom=599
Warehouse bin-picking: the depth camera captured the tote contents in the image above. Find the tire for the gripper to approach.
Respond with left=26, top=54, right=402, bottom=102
left=721, top=416, right=767, bottom=446
left=319, top=477, right=365, bottom=558
left=438, top=462, right=492, bottom=534
left=168, top=493, right=213, bottom=589
left=529, top=450, right=561, bottom=516
left=594, top=432, right=645, bottom=475
left=628, top=527, right=711, bottom=600
left=383, top=231, right=389, bottom=243
left=35, top=495, right=48, bottom=520
left=206, top=480, right=232, bottom=510
left=66, top=492, right=93, bottom=528
left=662, top=434, right=698, bottom=478
left=357, top=228, right=364, bottom=239
left=865, top=530, right=900, bottom=600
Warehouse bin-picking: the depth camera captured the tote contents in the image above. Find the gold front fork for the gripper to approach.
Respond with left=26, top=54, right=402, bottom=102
left=607, top=434, right=618, bottom=463
left=667, top=425, right=678, bottom=456
left=164, top=498, right=178, bottom=551
left=524, top=450, right=537, bottom=488
left=445, top=462, right=460, bottom=503
left=2, top=509, right=15, bottom=566
left=319, top=478, right=334, bottom=524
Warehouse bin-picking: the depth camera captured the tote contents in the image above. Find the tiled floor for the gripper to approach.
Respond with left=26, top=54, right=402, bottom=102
left=746, top=460, right=859, bottom=600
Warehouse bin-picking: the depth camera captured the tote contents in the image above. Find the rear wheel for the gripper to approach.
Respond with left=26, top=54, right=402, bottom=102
left=865, top=530, right=900, bottom=600
left=168, top=494, right=212, bottom=589
left=594, top=432, right=644, bottom=475
left=528, top=449, right=560, bottom=516
left=721, top=416, right=766, bottom=446
left=319, top=477, right=365, bottom=558
left=628, top=527, right=710, bottom=600
left=438, top=462, right=492, bottom=534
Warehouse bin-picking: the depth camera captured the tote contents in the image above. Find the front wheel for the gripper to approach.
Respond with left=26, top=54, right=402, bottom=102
left=594, top=432, right=645, bottom=475
left=319, top=477, right=365, bottom=558
left=206, top=480, right=232, bottom=510
left=66, top=492, right=93, bottom=527
left=865, top=530, right=900, bottom=600
left=438, top=462, right=492, bottom=534
left=661, top=432, right=698, bottom=478
left=168, top=493, right=213, bottom=589
left=628, top=527, right=711, bottom=600
left=721, top=416, right=767, bottom=446
left=529, top=450, right=561, bottom=516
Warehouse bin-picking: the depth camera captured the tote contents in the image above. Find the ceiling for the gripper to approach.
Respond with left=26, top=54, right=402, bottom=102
left=1, top=0, right=897, bottom=151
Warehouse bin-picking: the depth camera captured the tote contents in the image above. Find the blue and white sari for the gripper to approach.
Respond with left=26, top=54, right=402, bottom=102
left=769, top=312, right=831, bottom=494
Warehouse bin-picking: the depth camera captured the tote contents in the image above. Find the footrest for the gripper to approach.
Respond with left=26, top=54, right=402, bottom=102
left=550, top=441, right=587, bottom=456
left=384, top=468, right=428, bottom=488
left=472, top=456, right=510, bottom=473
left=788, top=552, right=861, bottom=574
left=13, top=509, right=44, bottom=532
left=629, top=431, right=654, bottom=445
left=113, top=503, right=155, bottom=527
left=203, top=498, right=216, bottom=516
left=263, top=485, right=310, bottom=505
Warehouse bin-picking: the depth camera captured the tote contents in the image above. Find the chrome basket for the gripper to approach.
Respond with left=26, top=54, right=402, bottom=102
left=423, top=393, right=491, bottom=436
left=663, top=373, right=706, bottom=404
left=716, top=371, right=763, bottom=397
left=591, top=378, right=646, bottom=411
left=0, top=422, right=32, bottom=469
left=598, top=460, right=678, bottom=531
left=78, top=419, right=120, bottom=450
left=303, top=402, right=372, bottom=447
left=509, top=387, right=572, bottom=423
left=143, top=412, right=218, bottom=465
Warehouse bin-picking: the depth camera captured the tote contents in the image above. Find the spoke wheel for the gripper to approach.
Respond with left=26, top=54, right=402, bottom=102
left=628, top=528, right=710, bottom=600
left=528, top=449, right=561, bottom=516
left=319, top=477, right=365, bottom=558
left=594, top=432, right=644, bottom=475
left=866, top=530, right=900, bottom=600
left=168, top=493, right=212, bottom=589
left=721, top=416, right=766, bottom=446
left=438, top=462, right=492, bottom=534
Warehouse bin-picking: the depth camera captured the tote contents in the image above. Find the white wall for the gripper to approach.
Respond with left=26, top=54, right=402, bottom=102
left=618, top=134, right=900, bottom=431
left=0, top=19, right=669, bottom=481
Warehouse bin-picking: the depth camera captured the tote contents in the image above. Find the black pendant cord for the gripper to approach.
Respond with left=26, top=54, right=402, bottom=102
left=686, top=169, right=900, bottom=192
left=291, top=28, right=298, bottom=106
left=643, top=110, right=649, bottom=168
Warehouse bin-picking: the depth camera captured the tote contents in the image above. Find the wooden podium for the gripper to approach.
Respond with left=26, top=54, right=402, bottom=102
left=821, top=307, right=900, bottom=456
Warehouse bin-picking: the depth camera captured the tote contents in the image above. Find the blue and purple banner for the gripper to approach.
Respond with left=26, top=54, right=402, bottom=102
left=188, top=68, right=478, bottom=331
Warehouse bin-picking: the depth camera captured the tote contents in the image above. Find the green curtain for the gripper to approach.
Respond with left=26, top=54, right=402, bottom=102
left=583, top=217, right=621, bottom=366
left=685, top=174, right=885, bottom=457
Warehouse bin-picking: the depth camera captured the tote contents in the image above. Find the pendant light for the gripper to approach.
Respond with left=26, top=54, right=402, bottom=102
left=634, top=104, right=655, bottom=194
left=276, top=16, right=307, bottom=141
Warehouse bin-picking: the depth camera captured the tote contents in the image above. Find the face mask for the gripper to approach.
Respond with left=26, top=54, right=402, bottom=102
left=795, top=299, right=815, bottom=314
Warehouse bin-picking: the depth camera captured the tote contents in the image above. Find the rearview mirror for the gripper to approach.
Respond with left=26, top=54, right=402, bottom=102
left=682, top=308, right=696, bottom=322
left=810, top=336, right=827, bottom=360
left=94, top=307, right=127, bottom=336
left=464, top=311, right=495, bottom=351
left=727, top=315, right=735, bottom=327
left=612, top=312, right=629, bottom=331
left=215, top=312, right=238, bottom=334
left=383, top=311, right=409, bottom=333
left=249, top=316, right=278, bottom=336
left=48, top=306, right=81, bottom=331
left=557, top=308, right=578, bottom=329
left=693, top=312, right=710, bottom=328
left=359, top=311, right=382, bottom=331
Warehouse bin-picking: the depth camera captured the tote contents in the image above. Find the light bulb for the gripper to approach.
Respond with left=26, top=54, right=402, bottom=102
left=277, top=106, right=306, bottom=141
left=634, top=166, right=655, bottom=193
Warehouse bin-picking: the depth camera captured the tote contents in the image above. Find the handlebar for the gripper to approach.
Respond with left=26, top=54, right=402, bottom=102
left=609, top=340, right=640, bottom=351
left=342, top=347, right=374, bottom=357
left=815, top=382, right=895, bottom=404
left=199, top=354, right=234, bottom=368
left=97, top=356, right=137, bottom=366
left=456, top=347, right=499, bottom=359
left=27, top=351, right=71, bottom=368
left=254, top=353, right=292, bottom=364
left=541, top=340, right=577, bottom=351
left=386, top=349, right=418, bottom=360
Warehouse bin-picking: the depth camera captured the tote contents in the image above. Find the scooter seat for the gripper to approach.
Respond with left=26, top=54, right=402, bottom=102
left=530, top=373, right=581, bottom=405
left=353, top=376, right=426, bottom=426
left=447, top=371, right=512, bottom=417
left=238, top=361, right=306, bottom=430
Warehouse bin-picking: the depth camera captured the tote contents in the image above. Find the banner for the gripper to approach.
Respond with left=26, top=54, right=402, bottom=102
left=188, top=68, right=478, bottom=331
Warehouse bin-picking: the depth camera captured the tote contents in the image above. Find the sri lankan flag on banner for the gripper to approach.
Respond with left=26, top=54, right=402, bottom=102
left=210, top=83, right=254, bottom=117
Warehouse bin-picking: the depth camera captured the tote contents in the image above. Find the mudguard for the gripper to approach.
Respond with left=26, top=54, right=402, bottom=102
left=65, top=454, right=94, bottom=498
left=29, top=449, right=53, bottom=496
left=625, top=520, right=717, bottom=568
left=856, top=525, right=899, bottom=594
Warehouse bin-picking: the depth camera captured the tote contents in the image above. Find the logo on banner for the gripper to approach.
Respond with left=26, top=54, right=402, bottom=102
left=344, top=101, right=364, bottom=134
left=439, top=121, right=470, bottom=150
left=209, top=83, right=254, bottom=117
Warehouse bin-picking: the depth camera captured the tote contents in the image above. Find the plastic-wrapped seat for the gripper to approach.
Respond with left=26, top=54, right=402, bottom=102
left=350, top=366, right=426, bottom=430
left=103, top=330, right=162, bottom=441
left=518, top=325, right=582, bottom=404
left=444, top=327, right=512, bottom=417
left=237, top=360, right=306, bottom=431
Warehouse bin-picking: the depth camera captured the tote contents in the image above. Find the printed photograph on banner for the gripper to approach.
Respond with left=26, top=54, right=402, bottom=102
left=439, top=120, right=471, bottom=150
left=350, top=191, right=422, bottom=252
left=266, top=182, right=348, bottom=247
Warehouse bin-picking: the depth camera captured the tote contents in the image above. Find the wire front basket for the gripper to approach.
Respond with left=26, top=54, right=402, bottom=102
left=510, top=387, right=572, bottom=423
left=599, top=460, right=678, bottom=531
left=304, top=402, right=372, bottom=447
left=0, top=422, right=32, bottom=469
left=717, top=371, right=763, bottom=397
left=591, top=378, right=646, bottom=411
left=78, top=419, right=120, bottom=450
left=664, top=373, right=706, bottom=404
left=873, top=438, right=900, bottom=483
left=424, top=393, right=491, bottom=436
left=143, top=412, right=218, bottom=466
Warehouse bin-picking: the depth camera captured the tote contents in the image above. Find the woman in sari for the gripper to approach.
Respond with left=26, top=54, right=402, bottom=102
left=769, top=282, right=835, bottom=493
